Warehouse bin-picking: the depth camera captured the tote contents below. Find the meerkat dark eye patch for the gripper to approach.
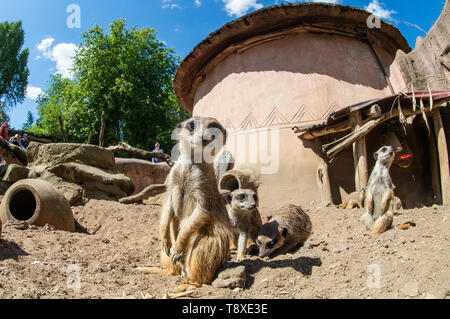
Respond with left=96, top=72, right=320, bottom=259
left=237, top=193, right=247, bottom=201
left=186, top=121, right=197, bottom=132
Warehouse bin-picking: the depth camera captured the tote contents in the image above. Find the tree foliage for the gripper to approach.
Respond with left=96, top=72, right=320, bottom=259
left=0, top=21, right=29, bottom=114
left=31, top=19, right=189, bottom=151
left=22, top=110, right=34, bottom=130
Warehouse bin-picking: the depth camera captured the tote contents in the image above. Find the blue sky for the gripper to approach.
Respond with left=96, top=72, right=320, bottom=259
left=0, top=0, right=445, bottom=129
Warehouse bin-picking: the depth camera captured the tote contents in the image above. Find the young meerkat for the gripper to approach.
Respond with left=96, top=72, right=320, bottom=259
left=337, top=187, right=366, bottom=209
left=137, top=116, right=232, bottom=292
left=361, top=145, right=402, bottom=234
left=223, top=189, right=262, bottom=261
left=257, top=204, right=312, bottom=258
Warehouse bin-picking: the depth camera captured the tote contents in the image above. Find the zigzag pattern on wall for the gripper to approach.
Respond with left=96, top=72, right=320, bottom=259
left=228, top=104, right=338, bottom=131
left=239, top=112, right=259, bottom=130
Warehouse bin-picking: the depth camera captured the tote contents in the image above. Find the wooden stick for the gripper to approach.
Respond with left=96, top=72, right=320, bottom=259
left=350, top=111, right=368, bottom=191
left=431, top=109, right=450, bottom=204
left=118, top=184, right=167, bottom=204
left=58, top=115, right=68, bottom=142
left=99, top=111, right=105, bottom=148
left=107, top=142, right=174, bottom=167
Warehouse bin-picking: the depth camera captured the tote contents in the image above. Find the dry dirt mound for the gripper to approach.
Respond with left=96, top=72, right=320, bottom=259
left=0, top=198, right=449, bottom=299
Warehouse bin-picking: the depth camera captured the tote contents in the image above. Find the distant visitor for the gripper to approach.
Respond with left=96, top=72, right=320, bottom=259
left=152, top=142, right=164, bottom=163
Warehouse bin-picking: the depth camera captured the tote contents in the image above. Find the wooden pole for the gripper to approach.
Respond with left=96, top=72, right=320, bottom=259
left=58, top=115, right=68, bottom=142
left=427, top=118, right=442, bottom=203
left=316, top=156, right=332, bottom=203
left=99, top=111, right=105, bottom=148
left=431, top=109, right=450, bottom=204
left=350, top=111, right=368, bottom=191
left=87, top=131, right=92, bottom=145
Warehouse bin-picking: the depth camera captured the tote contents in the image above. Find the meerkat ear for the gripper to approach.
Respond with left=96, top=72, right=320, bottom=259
left=373, top=151, right=378, bottom=160
left=223, top=192, right=232, bottom=204
left=281, top=227, right=288, bottom=238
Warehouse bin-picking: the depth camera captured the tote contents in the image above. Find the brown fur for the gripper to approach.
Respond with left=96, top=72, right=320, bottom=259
left=337, top=188, right=366, bottom=209
left=138, top=117, right=232, bottom=290
left=224, top=189, right=262, bottom=260
left=361, top=145, right=402, bottom=234
left=257, top=204, right=312, bottom=258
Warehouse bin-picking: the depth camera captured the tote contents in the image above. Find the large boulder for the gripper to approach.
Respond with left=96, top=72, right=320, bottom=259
left=2, top=164, right=30, bottom=183
left=27, top=142, right=116, bottom=171
left=114, top=158, right=170, bottom=194
left=48, top=162, right=134, bottom=196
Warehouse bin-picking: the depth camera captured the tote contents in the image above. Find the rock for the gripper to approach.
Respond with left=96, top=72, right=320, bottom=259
left=335, top=244, right=348, bottom=253
left=317, top=201, right=331, bottom=208
left=5, top=220, right=29, bottom=230
left=2, top=164, right=30, bottom=182
left=49, top=162, right=134, bottom=195
left=27, top=142, right=116, bottom=171
left=401, top=282, right=419, bottom=297
left=212, top=265, right=247, bottom=289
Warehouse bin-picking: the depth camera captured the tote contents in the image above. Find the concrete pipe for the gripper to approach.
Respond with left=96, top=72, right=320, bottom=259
left=218, top=168, right=260, bottom=193
left=0, top=179, right=75, bottom=232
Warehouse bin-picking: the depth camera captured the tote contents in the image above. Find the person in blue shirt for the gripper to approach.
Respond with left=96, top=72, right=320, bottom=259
left=152, top=142, right=164, bottom=163
left=20, top=133, right=29, bottom=149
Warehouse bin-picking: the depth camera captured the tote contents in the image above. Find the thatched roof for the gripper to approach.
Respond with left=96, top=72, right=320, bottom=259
left=174, top=2, right=411, bottom=111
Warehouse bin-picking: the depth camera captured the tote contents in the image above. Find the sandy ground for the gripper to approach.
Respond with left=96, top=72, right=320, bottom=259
left=0, top=197, right=449, bottom=299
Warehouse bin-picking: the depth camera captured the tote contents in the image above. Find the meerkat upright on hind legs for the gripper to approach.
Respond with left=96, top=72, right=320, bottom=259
left=138, top=116, right=232, bottom=292
left=223, top=189, right=262, bottom=261
left=361, top=145, right=402, bottom=234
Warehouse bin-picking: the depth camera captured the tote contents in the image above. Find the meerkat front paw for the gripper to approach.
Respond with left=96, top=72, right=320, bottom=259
left=171, top=251, right=185, bottom=264
left=162, top=239, right=172, bottom=256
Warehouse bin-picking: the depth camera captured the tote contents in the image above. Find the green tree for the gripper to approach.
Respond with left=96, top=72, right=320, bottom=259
left=22, top=110, right=34, bottom=130
left=0, top=21, right=29, bottom=114
left=32, top=19, right=188, bottom=151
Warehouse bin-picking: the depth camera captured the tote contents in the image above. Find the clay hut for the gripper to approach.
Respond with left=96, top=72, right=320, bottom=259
left=174, top=2, right=450, bottom=210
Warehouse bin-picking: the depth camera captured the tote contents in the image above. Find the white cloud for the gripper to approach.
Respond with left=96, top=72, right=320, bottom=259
left=26, top=85, right=43, bottom=100
left=223, top=0, right=264, bottom=17
left=365, top=0, right=396, bottom=21
left=162, top=0, right=181, bottom=9
left=37, top=37, right=55, bottom=53
left=37, top=37, right=77, bottom=79
left=195, top=0, right=201, bottom=7
left=50, top=43, right=78, bottom=78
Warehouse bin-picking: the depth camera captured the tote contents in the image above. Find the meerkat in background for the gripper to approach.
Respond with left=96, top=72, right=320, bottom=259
left=338, top=187, right=403, bottom=211
left=338, top=187, right=366, bottom=209
left=138, top=116, right=232, bottom=292
left=257, top=204, right=312, bottom=258
left=223, top=189, right=262, bottom=261
left=361, top=145, right=402, bottom=234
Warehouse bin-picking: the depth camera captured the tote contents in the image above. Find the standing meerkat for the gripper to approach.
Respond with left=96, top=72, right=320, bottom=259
left=223, top=189, right=262, bottom=261
left=257, top=204, right=312, bottom=258
left=138, top=116, right=232, bottom=292
left=361, top=145, right=402, bottom=234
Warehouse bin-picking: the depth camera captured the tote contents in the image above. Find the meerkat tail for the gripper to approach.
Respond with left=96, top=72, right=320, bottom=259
left=136, top=266, right=170, bottom=275
left=371, top=212, right=393, bottom=234
left=173, top=283, right=201, bottom=293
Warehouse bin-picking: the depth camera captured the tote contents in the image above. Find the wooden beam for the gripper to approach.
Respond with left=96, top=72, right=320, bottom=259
left=427, top=119, right=442, bottom=203
left=350, top=111, right=368, bottom=191
left=431, top=109, right=450, bottom=204
left=301, top=120, right=351, bottom=140
left=316, top=139, right=332, bottom=203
